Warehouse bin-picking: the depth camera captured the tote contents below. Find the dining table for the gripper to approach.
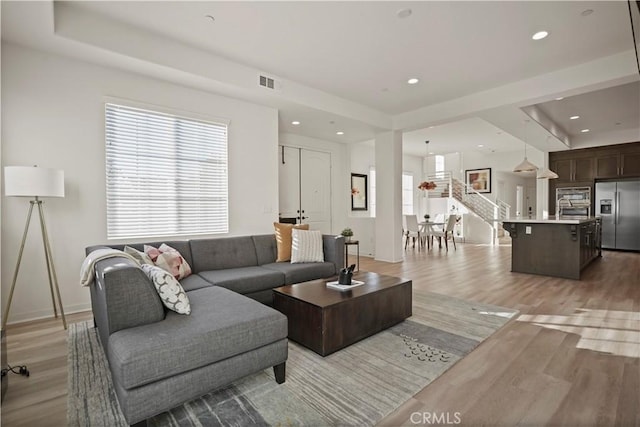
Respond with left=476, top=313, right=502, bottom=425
left=418, top=221, right=445, bottom=249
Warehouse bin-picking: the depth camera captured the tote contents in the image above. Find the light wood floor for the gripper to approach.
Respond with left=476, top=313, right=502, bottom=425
left=1, top=244, right=638, bottom=426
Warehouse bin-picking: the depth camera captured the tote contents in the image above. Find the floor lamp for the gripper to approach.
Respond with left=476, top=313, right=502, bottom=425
left=2, top=166, right=67, bottom=330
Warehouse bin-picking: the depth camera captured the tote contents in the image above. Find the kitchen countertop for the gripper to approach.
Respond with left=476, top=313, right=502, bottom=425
left=503, top=217, right=599, bottom=224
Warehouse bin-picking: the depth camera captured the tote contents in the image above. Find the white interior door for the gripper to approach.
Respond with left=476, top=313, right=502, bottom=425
left=300, top=149, right=332, bottom=233
left=278, top=146, right=300, bottom=222
left=278, top=146, right=332, bottom=232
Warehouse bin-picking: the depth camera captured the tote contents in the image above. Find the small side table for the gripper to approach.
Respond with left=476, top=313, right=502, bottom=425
left=344, top=240, right=360, bottom=271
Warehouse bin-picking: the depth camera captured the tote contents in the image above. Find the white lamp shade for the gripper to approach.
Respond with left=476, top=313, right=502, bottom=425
left=512, top=157, right=538, bottom=173
left=4, top=166, right=65, bottom=197
left=537, top=168, right=559, bottom=179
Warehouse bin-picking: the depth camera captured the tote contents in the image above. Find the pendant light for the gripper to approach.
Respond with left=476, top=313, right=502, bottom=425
left=537, top=168, right=559, bottom=179
left=536, top=136, right=559, bottom=179
left=513, top=120, right=538, bottom=173
left=513, top=148, right=538, bottom=172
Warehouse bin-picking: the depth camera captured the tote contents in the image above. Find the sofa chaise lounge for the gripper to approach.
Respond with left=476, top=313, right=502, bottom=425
left=86, top=233, right=345, bottom=425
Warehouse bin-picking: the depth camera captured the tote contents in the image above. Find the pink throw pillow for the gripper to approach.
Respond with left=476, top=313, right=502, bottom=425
left=144, top=244, right=192, bottom=280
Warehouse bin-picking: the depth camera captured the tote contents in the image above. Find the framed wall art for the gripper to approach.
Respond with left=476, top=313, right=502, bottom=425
left=351, top=173, right=368, bottom=211
left=465, top=168, right=491, bottom=194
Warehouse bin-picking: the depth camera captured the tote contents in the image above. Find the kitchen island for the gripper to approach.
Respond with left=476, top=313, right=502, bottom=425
left=502, top=217, right=601, bottom=280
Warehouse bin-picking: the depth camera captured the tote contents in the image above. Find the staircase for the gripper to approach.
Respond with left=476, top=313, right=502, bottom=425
left=423, top=172, right=511, bottom=245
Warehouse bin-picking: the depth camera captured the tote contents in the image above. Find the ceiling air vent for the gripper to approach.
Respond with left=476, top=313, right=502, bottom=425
left=259, top=75, right=276, bottom=89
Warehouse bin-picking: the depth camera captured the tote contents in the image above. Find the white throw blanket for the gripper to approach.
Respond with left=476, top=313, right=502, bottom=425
left=80, top=248, right=140, bottom=287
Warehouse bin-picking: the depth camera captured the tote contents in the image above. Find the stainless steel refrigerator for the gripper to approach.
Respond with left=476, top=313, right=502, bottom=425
left=595, top=180, right=640, bottom=251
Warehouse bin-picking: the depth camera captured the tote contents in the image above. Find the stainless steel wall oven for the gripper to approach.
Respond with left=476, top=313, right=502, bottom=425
left=556, top=187, right=591, bottom=218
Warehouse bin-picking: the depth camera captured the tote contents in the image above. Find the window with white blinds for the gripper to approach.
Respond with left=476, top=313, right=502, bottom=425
left=105, top=103, right=228, bottom=239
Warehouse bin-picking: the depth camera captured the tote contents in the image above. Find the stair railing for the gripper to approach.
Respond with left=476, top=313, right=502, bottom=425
left=424, top=171, right=511, bottom=244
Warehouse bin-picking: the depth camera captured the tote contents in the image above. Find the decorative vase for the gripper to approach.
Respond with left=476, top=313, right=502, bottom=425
left=344, top=236, right=352, bottom=242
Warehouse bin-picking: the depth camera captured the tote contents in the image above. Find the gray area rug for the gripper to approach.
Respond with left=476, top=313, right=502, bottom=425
left=68, top=290, right=517, bottom=426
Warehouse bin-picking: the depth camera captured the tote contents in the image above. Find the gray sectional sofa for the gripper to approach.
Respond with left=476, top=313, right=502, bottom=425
left=86, top=233, right=344, bottom=425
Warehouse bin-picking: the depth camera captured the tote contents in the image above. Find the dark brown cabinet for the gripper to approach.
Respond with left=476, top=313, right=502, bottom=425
left=574, top=158, right=595, bottom=181
left=596, top=154, right=619, bottom=178
left=580, top=220, right=600, bottom=269
left=549, top=142, right=640, bottom=211
left=621, top=152, right=640, bottom=177
left=553, top=159, right=573, bottom=182
left=595, top=151, right=640, bottom=178
left=552, top=158, right=594, bottom=182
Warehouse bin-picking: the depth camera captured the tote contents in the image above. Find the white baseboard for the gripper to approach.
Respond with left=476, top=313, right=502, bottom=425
left=5, top=303, right=91, bottom=326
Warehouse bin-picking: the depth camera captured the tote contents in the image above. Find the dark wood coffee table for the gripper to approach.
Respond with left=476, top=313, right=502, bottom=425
left=273, top=271, right=412, bottom=356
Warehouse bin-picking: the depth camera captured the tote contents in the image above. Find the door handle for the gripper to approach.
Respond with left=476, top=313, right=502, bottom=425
left=615, top=191, right=620, bottom=225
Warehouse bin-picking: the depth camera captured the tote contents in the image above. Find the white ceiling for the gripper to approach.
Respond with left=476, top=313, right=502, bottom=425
left=535, top=81, right=640, bottom=137
left=403, top=118, right=523, bottom=157
left=2, top=1, right=639, bottom=161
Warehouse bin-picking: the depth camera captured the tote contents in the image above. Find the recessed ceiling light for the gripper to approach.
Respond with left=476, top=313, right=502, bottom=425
left=397, top=8, right=412, bottom=19
left=570, top=116, right=580, bottom=120
left=581, top=9, right=594, bottom=17
left=407, top=78, right=419, bottom=85
left=291, top=121, right=300, bottom=125
left=428, top=152, right=434, bottom=155
left=532, top=31, right=549, bottom=40
left=336, top=131, right=344, bottom=135
left=428, top=125, right=435, bottom=129
left=555, top=97, right=564, bottom=101
left=581, top=129, right=590, bottom=133
left=478, top=144, right=484, bottom=147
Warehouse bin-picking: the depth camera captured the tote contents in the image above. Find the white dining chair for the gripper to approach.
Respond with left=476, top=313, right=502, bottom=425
left=403, top=215, right=422, bottom=250
left=431, top=215, right=457, bottom=251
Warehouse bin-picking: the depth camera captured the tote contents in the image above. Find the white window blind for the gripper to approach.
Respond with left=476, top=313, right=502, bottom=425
left=105, top=103, right=228, bottom=239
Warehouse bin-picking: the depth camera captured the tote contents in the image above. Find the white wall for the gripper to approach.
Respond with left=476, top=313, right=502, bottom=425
left=461, top=149, right=541, bottom=209
left=348, top=142, right=375, bottom=220
left=494, top=171, right=536, bottom=216
left=347, top=141, right=425, bottom=256
left=347, top=141, right=376, bottom=255
left=462, top=213, right=494, bottom=244
left=444, top=152, right=462, bottom=181
left=1, top=43, right=279, bottom=323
